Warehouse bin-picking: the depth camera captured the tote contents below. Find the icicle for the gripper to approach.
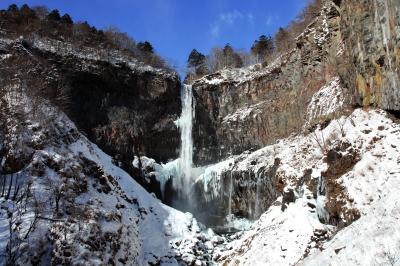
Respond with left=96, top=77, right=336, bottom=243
left=228, top=170, right=233, bottom=218
left=254, top=171, right=261, bottom=219
left=316, top=176, right=329, bottom=223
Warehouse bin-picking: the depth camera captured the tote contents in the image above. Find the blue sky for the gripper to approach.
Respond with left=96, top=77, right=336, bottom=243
left=0, top=0, right=308, bottom=74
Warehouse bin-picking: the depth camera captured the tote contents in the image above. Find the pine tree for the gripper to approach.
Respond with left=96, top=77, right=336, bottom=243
left=61, top=14, right=73, bottom=25
left=187, top=49, right=208, bottom=77
left=20, top=4, right=35, bottom=17
left=137, top=41, right=154, bottom=54
left=7, top=4, right=18, bottom=13
left=188, top=49, right=205, bottom=68
left=47, top=9, right=61, bottom=21
left=251, top=35, right=274, bottom=63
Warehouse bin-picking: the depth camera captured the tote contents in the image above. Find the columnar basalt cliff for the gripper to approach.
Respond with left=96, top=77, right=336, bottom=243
left=0, top=36, right=181, bottom=185
left=191, top=0, right=400, bottom=166
left=189, top=0, right=400, bottom=225
left=191, top=2, right=349, bottom=165
left=338, top=0, right=400, bottom=110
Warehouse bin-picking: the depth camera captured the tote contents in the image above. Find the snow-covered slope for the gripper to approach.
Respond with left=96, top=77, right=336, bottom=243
left=0, top=87, right=216, bottom=265
left=201, top=108, right=400, bottom=265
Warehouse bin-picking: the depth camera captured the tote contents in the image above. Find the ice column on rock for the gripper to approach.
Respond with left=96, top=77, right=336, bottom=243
left=254, top=173, right=261, bottom=219
left=228, top=171, right=233, bottom=218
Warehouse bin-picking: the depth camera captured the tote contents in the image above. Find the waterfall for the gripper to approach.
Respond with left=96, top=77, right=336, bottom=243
left=175, top=84, right=195, bottom=195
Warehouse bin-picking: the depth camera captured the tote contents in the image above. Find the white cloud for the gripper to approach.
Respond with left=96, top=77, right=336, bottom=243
left=219, top=10, right=243, bottom=25
left=247, top=13, right=255, bottom=25
left=210, top=10, right=253, bottom=38
left=266, top=15, right=273, bottom=26
left=211, top=24, right=220, bottom=37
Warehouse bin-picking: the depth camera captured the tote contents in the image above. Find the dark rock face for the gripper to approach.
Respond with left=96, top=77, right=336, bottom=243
left=193, top=155, right=281, bottom=223
left=339, top=0, right=400, bottom=110
left=191, top=3, right=345, bottom=165
left=64, top=65, right=181, bottom=164
left=0, top=37, right=181, bottom=184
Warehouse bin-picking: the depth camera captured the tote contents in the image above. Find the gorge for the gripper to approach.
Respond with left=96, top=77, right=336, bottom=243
left=0, top=0, right=400, bottom=265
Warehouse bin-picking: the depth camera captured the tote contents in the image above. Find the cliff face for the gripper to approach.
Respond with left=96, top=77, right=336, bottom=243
left=339, top=0, right=400, bottom=110
left=0, top=78, right=219, bottom=265
left=189, top=0, right=400, bottom=224
left=213, top=108, right=400, bottom=265
left=0, top=36, right=181, bottom=183
left=192, top=2, right=348, bottom=165
left=192, top=0, right=400, bottom=166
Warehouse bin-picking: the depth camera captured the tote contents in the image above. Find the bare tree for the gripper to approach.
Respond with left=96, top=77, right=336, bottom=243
left=383, top=248, right=400, bottom=266
left=104, top=26, right=136, bottom=53
left=336, top=117, right=347, bottom=138
left=311, top=127, right=327, bottom=154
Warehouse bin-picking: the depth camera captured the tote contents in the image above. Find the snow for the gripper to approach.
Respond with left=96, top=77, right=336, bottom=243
left=305, top=76, right=346, bottom=127
left=0, top=86, right=215, bottom=265
left=200, top=108, right=400, bottom=265
left=196, top=58, right=282, bottom=87
left=222, top=101, right=266, bottom=124
left=0, top=37, right=176, bottom=79
left=217, top=196, right=329, bottom=265
left=70, top=135, right=206, bottom=264
left=301, top=110, right=400, bottom=266
left=313, top=10, right=330, bottom=47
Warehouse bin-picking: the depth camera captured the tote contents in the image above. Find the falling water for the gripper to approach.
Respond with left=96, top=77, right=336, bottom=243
left=175, top=84, right=195, bottom=195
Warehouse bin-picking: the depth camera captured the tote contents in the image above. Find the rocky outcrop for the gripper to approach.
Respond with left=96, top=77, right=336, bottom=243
left=320, top=141, right=361, bottom=227
left=192, top=2, right=348, bottom=165
left=217, top=108, right=400, bottom=265
left=0, top=36, right=181, bottom=185
left=338, top=0, right=400, bottom=110
left=192, top=0, right=400, bottom=166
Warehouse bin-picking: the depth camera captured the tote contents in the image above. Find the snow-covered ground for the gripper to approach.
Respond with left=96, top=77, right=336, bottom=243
left=305, top=76, right=347, bottom=127
left=210, top=108, right=400, bottom=265
left=0, top=87, right=218, bottom=265
left=0, top=37, right=177, bottom=79
left=194, top=58, right=283, bottom=87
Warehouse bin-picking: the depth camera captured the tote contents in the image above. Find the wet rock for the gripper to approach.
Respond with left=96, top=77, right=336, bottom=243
left=281, top=188, right=296, bottom=211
